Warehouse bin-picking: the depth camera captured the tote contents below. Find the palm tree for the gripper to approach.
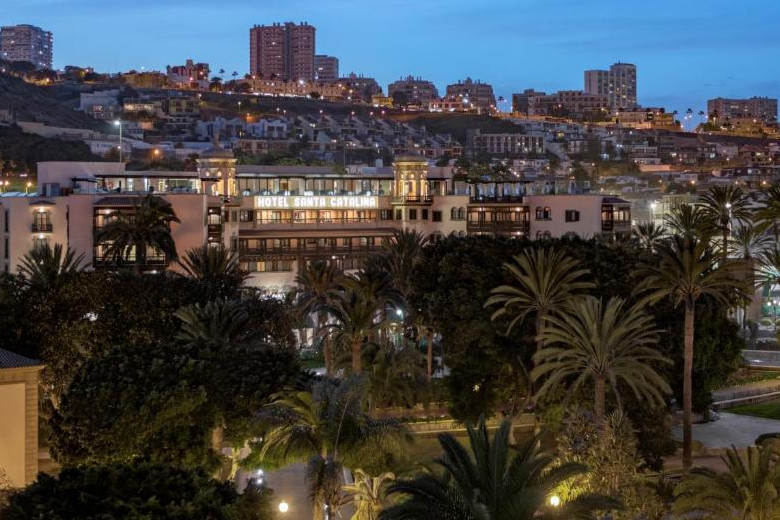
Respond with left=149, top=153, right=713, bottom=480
left=326, top=281, right=386, bottom=375
left=731, top=226, right=771, bottom=329
left=634, top=221, right=666, bottom=250
left=296, top=261, right=343, bottom=376
left=485, top=248, right=594, bottom=406
left=96, top=194, right=180, bottom=274
left=174, top=300, right=249, bottom=348
left=253, top=379, right=410, bottom=520
left=673, top=445, right=780, bottom=519
left=699, top=186, right=752, bottom=263
left=343, top=469, right=396, bottom=520
left=533, top=296, right=671, bottom=426
left=754, top=186, right=780, bottom=240
left=380, top=417, right=620, bottom=519
left=664, top=203, right=714, bottom=244
left=179, top=245, right=246, bottom=300
left=638, top=236, right=748, bottom=469
left=364, top=340, right=427, bottom=412
left=18, top=243, right=86, bottom=291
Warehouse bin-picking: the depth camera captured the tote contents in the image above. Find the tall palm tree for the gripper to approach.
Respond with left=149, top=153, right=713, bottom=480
left=634, top=221, right=666, bottom=250
left=296, top=261, right=343, bottom=376
left=699, top=186, right=753, bottom=264
left=485, top=248, right=594, bottom=407
left=664, top=203, right=714, bottom=244
left=96, top=194, right=180, bottom=274
left=731, top=226, right=771, bottom=328
left=18, top=243, right=86, bottom=291
left=533, top=296, right=671, bottom=426
left=253, top=379, right=410, bottom=520
left=754, top=186, right=780, bottom=241
left=343, top=469, right=396, bottom=520
left=326, top=281, right=386, bottom=375
left=380, top=418, right=620, bottom=520
left=638, top=236, right=747, bottom=469
left=673, top=445, right=780, bottom=519
left=179, top=245, right=246, bottom=300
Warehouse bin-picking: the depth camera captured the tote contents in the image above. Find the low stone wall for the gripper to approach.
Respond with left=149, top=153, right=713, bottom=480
left=404, top=414, right=536, bottom=435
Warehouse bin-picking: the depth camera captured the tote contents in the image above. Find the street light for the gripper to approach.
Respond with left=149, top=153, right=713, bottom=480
left=549, top=495, right=561, bottom=508
left=113, top=120, right=124, bottom=163
left=278, top=501, right=289, bottom=514
left=25, top=181, right=32, bottom=194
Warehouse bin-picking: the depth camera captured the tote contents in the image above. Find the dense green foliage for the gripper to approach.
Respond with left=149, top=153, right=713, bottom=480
left=1, top=463, right=273, bottom=520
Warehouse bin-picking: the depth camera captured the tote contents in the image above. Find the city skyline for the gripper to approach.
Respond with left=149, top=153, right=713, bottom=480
left=1, top=0, right=779, bottom=118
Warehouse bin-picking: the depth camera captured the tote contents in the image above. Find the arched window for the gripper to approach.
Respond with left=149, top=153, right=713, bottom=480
left=459, top=231, right=466, bottom=238
left=535, top=231, right=544, bottom=239
left=451, top=207, right=458, bottom=220
left=544, top=207, right=551, bottom=220
left=543, top=231, right=552, bottom=239
left=458, top=207, right=466, bottom=220
left=535, top=207, right=543, bottom=220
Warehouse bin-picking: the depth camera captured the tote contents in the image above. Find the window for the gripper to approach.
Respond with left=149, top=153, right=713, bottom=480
left=458, top=207, right=466, bottom=220
left=422, top=209, right=428, bottom=220
left=207, top=213, right=221, bottom=225
left=432, top=210, right=442, bottom=222
left=380, top=209, right=393, bottom=220
left=33, top=236, right=49, bottom=249
left=409, top=209, right=417, bottom=221
left=239, top=210, right=253, bottom=222
left=395, top=209, right=402, bottom=220
left=535, top=206, right=551, bottom=220
left=450, top=207, right=457, bottom=220
left=565, top=210, right=580, bottom=222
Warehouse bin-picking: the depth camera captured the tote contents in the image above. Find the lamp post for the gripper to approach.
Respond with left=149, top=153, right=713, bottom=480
left=25, top=181, right=32, bottom=194
left=113, top=120, right=123, bottom=163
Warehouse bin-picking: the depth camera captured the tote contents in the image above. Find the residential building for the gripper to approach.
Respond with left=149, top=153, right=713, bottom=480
left=388, top=76, right=439, bottom=105
left=444, top=78, right=496, bottom=110
left=511, top=89, right=608, bottom=118
left=584, top=62, right=638, bottom=110
left=466, top=129, right=546, bottom=157
left=249, top=22, right=316, bottom=81
left=336, top=73, right=382, bottom=101
left=0, top=349, right=42, bottom=488
left=707, top=97, right=778, bottom=121
left=0, top=24, right=52, bottom=69
left=166, top=59, right=210, bottom=89
left=121, top=71, right=169, bottom=89
left=314, top=55, right=339, bottom=82
left=78, top=89, right=121, bottom=120
left=243, top=77, right=347, bottom=100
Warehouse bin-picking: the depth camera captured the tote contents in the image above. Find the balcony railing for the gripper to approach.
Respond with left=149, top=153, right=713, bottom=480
left=240, top=243, right=381, bottom=259
left=391, top=195, right=433, bottom=204
left=602, top=221, right=631, bottom=233
left=466, top=221, right=530, bottom=235
left=469, top=195, right=525, bottom=204
left=31, top=223, right=53, bottom=232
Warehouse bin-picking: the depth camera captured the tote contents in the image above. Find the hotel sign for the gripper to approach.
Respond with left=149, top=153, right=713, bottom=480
left=255, top=195, right=379, bottom=209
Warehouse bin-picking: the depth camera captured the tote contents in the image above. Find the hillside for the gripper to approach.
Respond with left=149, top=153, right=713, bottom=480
left=0, top=125, right=103, bottom=174
left=0, top=73, right=109, bottom=131
left=391, top=113, right=521, bottom=143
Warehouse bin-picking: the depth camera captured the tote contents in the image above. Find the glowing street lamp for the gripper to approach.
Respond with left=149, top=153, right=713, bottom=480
left=549, top=495, right=561, bottom=508
left=278, top=501, right=289, bottom=514
left=113, top=120, right=124, bottom=163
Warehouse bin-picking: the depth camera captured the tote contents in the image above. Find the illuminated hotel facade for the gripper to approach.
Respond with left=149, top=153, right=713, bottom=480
left=0, top=147, right=630, bottom=292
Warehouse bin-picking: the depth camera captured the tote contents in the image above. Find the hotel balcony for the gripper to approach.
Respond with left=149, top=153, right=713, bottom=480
left=391, top=194, right=433, bottom=205
left=240, top=243, right=381, bottom=259
left=601, top=221, right=631, bottom=233
left=31, top=223, right=53, bottom=232
left=468, top=195, right=525, bottom=204
left=466, top=220, right=530, bottom=236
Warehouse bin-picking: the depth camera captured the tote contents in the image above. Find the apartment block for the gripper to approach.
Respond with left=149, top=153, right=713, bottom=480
left=707, top=97, right=778, bottom=121
left=388, top=76, right=439, bottom=105
left=314, top=55, right=339, bottom=82
left=584, top=62, right=637, bottom=110
left=250, top=22, right=315, bottom=81
left=0, top=24, right=52, bottom=69
left=444, top=78, right=496, bottom=110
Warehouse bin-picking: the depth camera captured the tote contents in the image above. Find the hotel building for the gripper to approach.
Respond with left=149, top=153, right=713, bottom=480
left=0, top=148, right=630, bottom=293
left=584, top=62, right=637, bottom=110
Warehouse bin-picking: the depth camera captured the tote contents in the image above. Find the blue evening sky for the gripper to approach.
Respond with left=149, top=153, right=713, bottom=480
left=2, top=0, right=779, bottom=117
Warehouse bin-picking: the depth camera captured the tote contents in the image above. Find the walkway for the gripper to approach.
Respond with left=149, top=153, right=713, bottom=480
left=673, top=412, right=780, bottom=449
